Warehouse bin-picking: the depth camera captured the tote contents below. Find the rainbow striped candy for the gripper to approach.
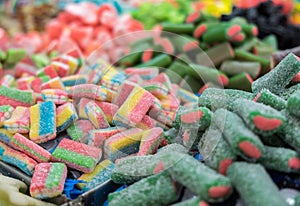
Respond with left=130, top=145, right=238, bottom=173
left=67, top=120, right=95, bottom=143
left=85, top=102, right=109, bottom=129
left=0, top=141, right=37, bottom=176
left=0, top=86, right=35, bottom=107
left=88, top=127, right=126, bottom=148
left=0, top=74, right=15, bottom=87
left=68, top=84, right=107, bottom=101
left=0, top=128, right=14, bottom=145
left=11, top=133, right=51, bottom=163
left=78, top=159, right=115, bottom=191
left=97, top=102, right=119, bottom=124
left=76, top=98, right=91, bottom=119
left=113, top=86, right=155, bottom=127
left=137, top=127, right=164, bottom=156
left=30, top=102, right=56, bottom=143
left=113, top=81, right=138, bottom=107
left=30, top=162, right=67, bottom=199
left=51, top=61, right=70, bottom=77
left=41, top=77, right=66, bottom=91
left=125, top=67, right=159, bottom=80
left=42, top=89, right=68, bottom=105
left=3, top=106, right=30, bottom=134
left=36, top=65, right=58, bottom=79
left=104, top=128, right=144, bottom=162
left=56, top=102, right=78, bottom=133
left=62, top=74, right=87, bottom=87
left=0, top=105, right=14, bottom=126
left=51, top=138, right=102, bottom=173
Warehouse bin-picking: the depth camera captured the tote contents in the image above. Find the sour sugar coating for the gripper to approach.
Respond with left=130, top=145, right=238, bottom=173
left=88, top=127, right=126, bottom=148
left=0, top=105, right=14, bottom=125
left=171, top=197, right=208, bottom=206
left=227, top=162, right=287, bottom=206
left=233, top=99, right=286, bottom=136
left=164, top=152, right=232, bottom=202
left=151, top=72, right=172, bottom=91
left=51, top=138, right=102, bottom=173
left=0, top=128, right=14, bottom=144
left=258, top=146, right=300, bottom=173
left=67, top=120, right=95, bottom=143
left=11, top=133, right=51, bottom=163
left=29, top=101, right=56, bottom=143
left=41, top=89, right=68, bottom=105
left=136, top=115, right=160, bottom=130
left=85, top=101, right=109, bottom=129
left=179, top=107, right=212, bottom=131
left=157, top=143, right=188, bottom=154
left=160, top=94, right=180, bottom=112
left=287, top=90, right=300, bottom=118
left=30, top=163, right=67, bottom=199
left=199, top=124, right=236, bottom=175
left=199, top=88, right=254, bottom=111
left=41, top=77, right=66, bottom=91
left=142, top=82, right=169, bottom=99
left=77, top=159, right=114, bottom=191
left=113, top=81, right=137, bottom=107
left=61, top=74, right=87, bottom=87
left=0, top=86, right=35, bottom=107
left=96, top=102, right=119, bottom=124
left=252, top=53, right=300, bottom=95
left=0, top=141, right=37, bottom=176
left=3, top=106, right=30, bottom=134
left=113, top=86, right=155, bottom=127
left=76, top=98, right=91, bottom=119
left=213, top=109, right=264, bottom=161
left=124, top=67, right=159, bottom=80
left=253, top=89, right=287, bottom=111
left=278, top=111, right=300, bottom=152
left=137, top=127, right=164, bottom=156
left=56, top=102, right=78, bottom=133
left=111, top=155, right=159, bottom=184
left=108, top=172, right=178, bottom=206
left=68, top=84, right=107, bottom=101
left=104, top=128, right=144, bottom=162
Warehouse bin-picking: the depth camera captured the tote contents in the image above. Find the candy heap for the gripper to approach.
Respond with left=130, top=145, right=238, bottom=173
left=222, top=0, right=300, bottom=50
left=106, top=52, right=300, bottom=205
left=116, top=11, right=277, bottom=93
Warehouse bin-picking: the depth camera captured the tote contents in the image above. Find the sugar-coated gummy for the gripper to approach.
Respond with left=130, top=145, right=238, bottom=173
left=227, top=162, right=287, bottom=206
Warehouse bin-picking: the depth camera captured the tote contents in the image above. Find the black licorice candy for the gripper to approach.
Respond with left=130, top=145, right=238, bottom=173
left=198, top=124, right=236, bottom=175
left=164, top=152, right=232, bottom=202
left=259, top=146, right=300, bottom=173
left=252, top=53, right=300, bottom=95
left=108, top=172, right=178, bottom=206
left=213, top=109, right=264, bottom=161
left=253, top=89, right=287, bottom=111
left=233, top=99, right=286, bottom=136
left=227, top=162, right=288, bottom=206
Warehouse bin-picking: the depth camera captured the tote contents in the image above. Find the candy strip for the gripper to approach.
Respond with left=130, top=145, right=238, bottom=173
left=108, top=172, right=178, bottom=206
left=104, top=128, right=144, bottom=162
left=125, top=67, right=159, bottom=80
left=97, top=102, right=119, bottom=124
left=113, top=86, right=155, bottom=127
left=202, top=24, right=241, bottom=44
left=137, top=54, right=172, bottom=68
left=199, top=88, right=254, bottom=111
left=180, top=107, right=212, bottom=131
left=199, top=124, right=236, bottom=175
left=67, top=120, right=95, bottom=143
left=213, top=109, right=264, bottom=161
left=41, top=89, right=68, bottom=105
left=137, top=127, right=164, bottom=156
left=3, top=106, right=30, bottom=134
left=0, top=74, right=15, bottom=87
left=233, top=99, right=286, bottom=136
left=77, top=159, right=114, bottom=191
left=56, top=102, right=78, bottom=133
left=11, top=133, right=51, bottom=163
left=51, top=138, right=102, bottom=173
left=253, top=89, right=287, bottom=110
left=88, top=127, right=126, bottom=148
left=227, top=162, right=287, bottom=206
left=85, top=101, right=109, bottom=129
left=0, top=86, right=35, bottom=107
left=136, top=115, right=160, bottom=130
left=76, top=97, right=90, bottom=119
left=287, top=90, right=300, bottom=118
left=252, top=53, right=300, bottom=94
left=29, top=101, right=56, bottom=143
left=68, top=84, right=107, bottom=101
left=36, top=65, right=58, bottom=79
left=162, top=23, right=194, bottom=34
left=113, top=81, right=137, bottom=107
left=165, top=152, right=232, bottom=202
left=227, top=73, right=253, bottom=92
left=0, top=142, right=37, bottom=176
left=220, top=60, right=261, bottom=79
left=30, top=163, right=67, bottom=199
left=61, top=74, right=87, bottom=87
left=41, top=77, right=66, bottom=91
left=259, top=146, right=300, bottom=173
